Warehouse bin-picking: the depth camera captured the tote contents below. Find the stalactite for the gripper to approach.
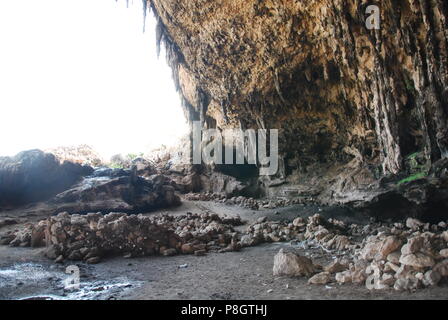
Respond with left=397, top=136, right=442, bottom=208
left=142, top=0, right=148, bottom=33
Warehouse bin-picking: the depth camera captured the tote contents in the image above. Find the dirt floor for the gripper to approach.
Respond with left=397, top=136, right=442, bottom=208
left=0, top=201, right=447, bottom=300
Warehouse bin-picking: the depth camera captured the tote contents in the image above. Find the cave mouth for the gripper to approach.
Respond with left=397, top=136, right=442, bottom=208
left=0, top=0, right=188, bottom=161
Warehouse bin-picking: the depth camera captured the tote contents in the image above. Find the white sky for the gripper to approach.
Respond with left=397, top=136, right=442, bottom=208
left=0, top=0, right=188, bottom=159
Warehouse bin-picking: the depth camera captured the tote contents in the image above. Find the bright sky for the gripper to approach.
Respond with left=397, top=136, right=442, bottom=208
left=0, top=0, right=188, bottom=159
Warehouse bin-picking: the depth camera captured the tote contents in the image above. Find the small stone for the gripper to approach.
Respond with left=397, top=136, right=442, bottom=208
left=394, top=265, right=415, bottom=279
left=433, top=259, right=448, bottom=277
left=324, top=260, right=348, bottom=274
left=386, top=251, right=401, bottom=264
left=308, top=272, right=332, bottom=285
left=351, top=260, right=368, bottom=284
left=333, top=235, right=350, bottom=250
left=194, top=249, right=207, bottom=256
left=292, top=217, right=305, bottom=227
left=86, top=256, right=101, bottom=264
left=68, top=250, right=82, bottom=261
left=394, top=278, right=420, bottom=291
left=406, top=218, right=423, bottom=230
left=378, top=236, right=402, bottom=260
left=181, top=243, right=194, bottom=254
left=240, top=235, right=253, bottom=247
left=439, top=249, right=448, bottom=258
left=404, top=236, right=424, bottom=254
left=422, top=270, right=441, bottom=287
left=335, top=271, right=352, bottom=284
left=442, top=231, right=448, bottom=242
left=384, top=262, right=400, bottom=273
left=360, top=241, right=380, bottom=261
left=379, top=273, right=395, bottom=287
left=257, top=217, right=267, bottom=223
left=162, top=248, right=177, bottom=256
left=54, top=255, right=64, bottom=264
left=399, top=253, right=435, bottom=268
left=44, top=245, right=60, bottom=260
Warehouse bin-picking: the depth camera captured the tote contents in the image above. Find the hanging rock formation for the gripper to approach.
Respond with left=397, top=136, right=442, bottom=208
left=146, top=0, right=448, bottom=219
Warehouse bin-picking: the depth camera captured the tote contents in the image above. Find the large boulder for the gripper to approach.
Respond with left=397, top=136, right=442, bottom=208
left=50, top=170, right=181, bottom=214
left=0, top=150, right=92, bottom=208
left=272, top=249, right=317, bottom=277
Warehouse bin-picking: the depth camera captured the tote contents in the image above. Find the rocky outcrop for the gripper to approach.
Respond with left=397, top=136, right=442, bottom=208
left=0, top=150, right=92, bottom=208
left=144, top=0, right=448, bottom=219
left=49, top=169, right=181, bottom=214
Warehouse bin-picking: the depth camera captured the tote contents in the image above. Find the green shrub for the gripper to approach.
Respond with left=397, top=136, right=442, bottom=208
left=398, top=171, right=427, bottom=185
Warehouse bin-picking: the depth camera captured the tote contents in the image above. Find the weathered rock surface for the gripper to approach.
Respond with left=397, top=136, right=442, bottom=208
left=308, top=272, right=332, bottom=285
left=50, top=170, right=181, bottom=214
left=0, top=150, right=92, bottom=208
left=273, top=249, right=317, bottom=277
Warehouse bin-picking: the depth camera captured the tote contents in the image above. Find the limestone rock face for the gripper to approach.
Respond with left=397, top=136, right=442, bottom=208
left=0, top=150, right=92, bottom=207
left=148, top=0, right=448, bottom=218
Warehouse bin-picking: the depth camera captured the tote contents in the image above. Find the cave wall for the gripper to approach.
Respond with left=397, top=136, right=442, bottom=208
left=147, top=0, right=448, bottom=201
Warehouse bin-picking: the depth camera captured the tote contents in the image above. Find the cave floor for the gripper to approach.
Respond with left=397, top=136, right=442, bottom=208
left=0, top=201, right=447, bottom=300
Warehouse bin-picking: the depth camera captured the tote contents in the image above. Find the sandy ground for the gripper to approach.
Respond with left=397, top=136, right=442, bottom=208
left=0, top=201, right=447, bottom=300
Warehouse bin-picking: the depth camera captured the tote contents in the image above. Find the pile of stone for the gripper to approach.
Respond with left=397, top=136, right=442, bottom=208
left=183, top=192, right=226, bottom=202
left=241, top=214, right=353, bottom=252
left=336, top=217, right=448, bottom=290
left=271, top=215, right=448, bottom=291
left=183, top=192, right=303, bottom=210
left=3, top=205, right=447, bottom=292
left=0, top=211, right=245, bottom=263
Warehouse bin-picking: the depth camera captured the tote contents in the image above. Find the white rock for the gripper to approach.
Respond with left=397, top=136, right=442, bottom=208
left=386, top=251, right=401, bottom=264
left=394, top=278, right=420, bottom=291
left=240, top=235, right=253, bottom=247
left=273, top=249, right=317, bottom=277
left=423, top=270, right=442, bottom=287
left=406, top=218, right=423, bottom=230
left=377, top=236, right=402, bottom=260
left=308, top=272, right=332, bottom=285
left=379, top=273, right=395, bottom=287
left=394, top=265, right=415, bottom=279
left=404, top=236, right=424, bottom=254
left=292, top=217, right=305, bottom=227
left=335, top=271, right=352, bottom=284
left=360, top=241, right=380, bottom=261
left=384, top=262, right=400, bottom=273
left=433, top=259, right=448, bottom=277
left=399, top=253, right=435, bottom=268
left=439, top=249, right=448, bottom=258
left=324, top=260, right=348, bottom=274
